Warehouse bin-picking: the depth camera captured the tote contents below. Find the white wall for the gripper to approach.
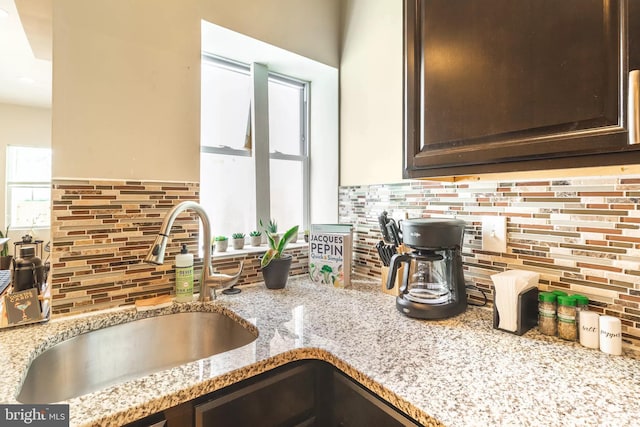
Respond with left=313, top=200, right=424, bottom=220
left=199, top=0, right=340, bottom=69
left=52, top=0, right=201, bottom=181
left=52, top=0, right=341, bottom=183
left=0, top=103, right=51, bottom=254
left=340, top=0, right=403, bottom=186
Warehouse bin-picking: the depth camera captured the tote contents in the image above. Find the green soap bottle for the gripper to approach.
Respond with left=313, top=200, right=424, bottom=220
left=175, top=244, right=194, bottom=303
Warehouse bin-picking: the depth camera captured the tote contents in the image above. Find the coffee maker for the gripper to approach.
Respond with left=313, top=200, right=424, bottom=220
left=386, top=219, right=467, bottom=319
left=12, top=246, right=46, bottom=293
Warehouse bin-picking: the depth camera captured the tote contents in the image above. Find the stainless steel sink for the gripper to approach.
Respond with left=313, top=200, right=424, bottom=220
left=17, top=311, right=257, bottom=403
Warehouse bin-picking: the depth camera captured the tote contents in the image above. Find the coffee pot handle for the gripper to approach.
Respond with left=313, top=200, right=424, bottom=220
left=386, top=253, right=410, bottom=290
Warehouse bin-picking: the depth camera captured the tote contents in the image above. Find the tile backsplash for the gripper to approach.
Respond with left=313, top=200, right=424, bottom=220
left=339, top=176, right=640, bottom=348
left=50, top=179, right=308, bottom=315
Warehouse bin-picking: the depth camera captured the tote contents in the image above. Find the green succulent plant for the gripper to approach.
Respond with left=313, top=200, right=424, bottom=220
left=260, top=218, right=278, bottom=234
left=232, top=232, right=245, bottom=239
left=214, top=235, right=228, bottom=242
left=261, top=225, right=299, bottom=268
left=249, top=230, right=262, bottom=237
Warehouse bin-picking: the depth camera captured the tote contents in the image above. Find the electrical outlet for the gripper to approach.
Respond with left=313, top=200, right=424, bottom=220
left=482, top=216, right=507, bottom=253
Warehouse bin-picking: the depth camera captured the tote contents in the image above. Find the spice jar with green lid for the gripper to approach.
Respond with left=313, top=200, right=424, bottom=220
left=572, top=294, right=589, bottom=337
left=551, top=290, right=568, bottom=297
left=557, top=295, right=577, bottom=341
left=573, top=294, right=589, bottom=310
left=538, top=292, right=557, bottom=336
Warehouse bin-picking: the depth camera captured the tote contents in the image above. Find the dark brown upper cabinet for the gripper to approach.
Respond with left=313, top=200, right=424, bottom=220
left=404, top=0, right=640, bottom=179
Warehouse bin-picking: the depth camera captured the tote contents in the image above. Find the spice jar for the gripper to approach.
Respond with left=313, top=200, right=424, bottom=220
left=573, top=294, right=588, bottom=311
left=538, top=292, right=557, bottom=336
left=557, top=295, right=577, bottom=341
left=572, top=294, right=589, bottom=338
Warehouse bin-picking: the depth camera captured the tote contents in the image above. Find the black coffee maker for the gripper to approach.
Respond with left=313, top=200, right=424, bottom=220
left=386, top=219, right=467, bottom=319
left=12, top=246, right=46, bottom=292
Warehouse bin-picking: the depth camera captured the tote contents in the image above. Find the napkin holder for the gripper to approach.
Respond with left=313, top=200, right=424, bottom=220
left=493, top=287, right=539, bottom=336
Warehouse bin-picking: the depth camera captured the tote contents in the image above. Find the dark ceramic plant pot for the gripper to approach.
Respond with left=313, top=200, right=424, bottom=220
left=261, top=254, right=293, bottom=289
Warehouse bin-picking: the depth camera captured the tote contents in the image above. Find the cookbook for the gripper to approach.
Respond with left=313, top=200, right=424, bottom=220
left=308, top=224, right=353, bottom=288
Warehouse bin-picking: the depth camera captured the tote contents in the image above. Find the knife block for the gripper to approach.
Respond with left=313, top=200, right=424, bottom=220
left=493, top=287, right=539, bottom=336
left=381, top=266, right=404, bottom=296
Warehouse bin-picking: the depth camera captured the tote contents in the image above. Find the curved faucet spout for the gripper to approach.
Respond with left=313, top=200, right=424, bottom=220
left=144, top=201, right=240, bottom=301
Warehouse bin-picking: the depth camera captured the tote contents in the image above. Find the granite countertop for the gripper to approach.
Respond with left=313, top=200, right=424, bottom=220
left=1, top=276, right=640, bottom=426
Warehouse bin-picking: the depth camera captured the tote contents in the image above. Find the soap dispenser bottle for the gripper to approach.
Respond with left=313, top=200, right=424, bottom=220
left=175, top=244, right=194, bottom=302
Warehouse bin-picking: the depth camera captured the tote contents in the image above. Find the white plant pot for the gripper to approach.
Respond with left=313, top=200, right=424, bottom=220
left=215, top=240, right=228, bottom=252
left=232, top=238, right=245, bottom=250
left=250, top=236, right=262, bottom=246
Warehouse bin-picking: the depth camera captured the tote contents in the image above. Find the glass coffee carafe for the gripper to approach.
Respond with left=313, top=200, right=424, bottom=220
left=386, top=248, right=466, bottom=319
left=403, top=252, right=452, bottom=305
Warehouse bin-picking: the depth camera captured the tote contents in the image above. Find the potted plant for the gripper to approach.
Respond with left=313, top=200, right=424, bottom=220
left=303, top=229, right=310, bottom=243
left=0, top=225, right=11, bottom=270
left=214, top=235, right=228, bottom=252
left=231, top=232, right=245, bottom=250
left=249, top=230, right=262, bottom=246
left=260, top=218, right=280, bottom=247
left=260, top=225, right=299, bottom=289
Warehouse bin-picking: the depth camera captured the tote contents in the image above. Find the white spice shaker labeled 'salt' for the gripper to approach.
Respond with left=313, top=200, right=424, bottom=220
left=579, top=311, right=600, bottom=349
left=599, top=315, right=622, bottom=356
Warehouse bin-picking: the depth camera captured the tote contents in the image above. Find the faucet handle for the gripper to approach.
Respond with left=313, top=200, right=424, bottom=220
left=207, top=261, right=244, bottom=298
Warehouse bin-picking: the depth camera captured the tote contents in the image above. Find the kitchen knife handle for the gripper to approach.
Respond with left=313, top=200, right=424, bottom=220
left=386, top=253, right=410, bottom=290
left=378, top=211, right=393, bottom=244
left=387, top=221, right=401, bottom=246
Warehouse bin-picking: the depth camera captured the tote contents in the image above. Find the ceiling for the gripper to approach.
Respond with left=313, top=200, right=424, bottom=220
left=0, top=0, right=51, bottom=108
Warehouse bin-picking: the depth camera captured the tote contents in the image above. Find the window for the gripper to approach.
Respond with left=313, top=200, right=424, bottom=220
left=5, top=146, right=52, bottom=228
left=200, top=55, right=309, bottom=238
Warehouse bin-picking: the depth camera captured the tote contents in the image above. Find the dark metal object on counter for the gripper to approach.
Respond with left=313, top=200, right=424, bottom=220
left=375, top=240, right=397, bottom=266
left=377, top=211, right=402, bottom=246
left=12, top=246, right=46, bottom=292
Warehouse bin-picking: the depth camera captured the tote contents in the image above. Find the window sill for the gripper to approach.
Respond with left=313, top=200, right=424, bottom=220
left=211, top=241, right=308, bottom=260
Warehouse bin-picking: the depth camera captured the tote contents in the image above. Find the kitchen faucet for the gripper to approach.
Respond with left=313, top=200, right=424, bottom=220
left=144, top=201, right=242, bottom=301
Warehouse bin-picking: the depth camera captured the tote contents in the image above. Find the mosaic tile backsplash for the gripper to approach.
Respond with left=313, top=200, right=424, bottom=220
left=50, top=179, right=308, bottom=315
left=338, top=176, right=640, bottom=348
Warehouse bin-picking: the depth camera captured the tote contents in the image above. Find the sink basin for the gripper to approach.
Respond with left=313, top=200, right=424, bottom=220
left=17, top=311, right=257, bottom=403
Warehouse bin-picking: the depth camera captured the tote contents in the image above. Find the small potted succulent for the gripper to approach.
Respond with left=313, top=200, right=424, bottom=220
left=260, top=218, right=279, bottom=247
left=249, top=230, right=262, bottom=246
left=231, top=232, right=245, bottom=250
left=260, top=225, right=299, bottom=289
left=213, top=235, right=228, bottom=252
left=303, top=229, right=310, bottom=243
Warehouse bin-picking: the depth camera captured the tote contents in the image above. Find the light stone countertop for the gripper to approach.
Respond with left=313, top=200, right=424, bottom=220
left=1, top=276, right=639, bottom=426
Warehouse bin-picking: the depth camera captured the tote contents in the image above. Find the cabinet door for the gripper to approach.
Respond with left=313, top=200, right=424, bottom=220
left=194, top=364, right=318, bottom=427
left=332, top=371, right=421, bottom=427
left=404, top=0, right=639, bottom=178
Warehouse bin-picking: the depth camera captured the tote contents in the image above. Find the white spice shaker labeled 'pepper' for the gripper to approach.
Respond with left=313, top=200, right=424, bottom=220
left=599, top=315, right=622, bottom=356
left=579, top=311, right=600, bottom=349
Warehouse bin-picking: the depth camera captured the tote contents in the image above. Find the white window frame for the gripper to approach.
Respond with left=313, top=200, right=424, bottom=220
left=200, top=54, right=310, bottom=231
left=5, top=146, right=52, bottom=229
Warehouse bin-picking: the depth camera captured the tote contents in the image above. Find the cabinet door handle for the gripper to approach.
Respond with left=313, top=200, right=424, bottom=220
left=629, top=70, right=640, bottom=145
